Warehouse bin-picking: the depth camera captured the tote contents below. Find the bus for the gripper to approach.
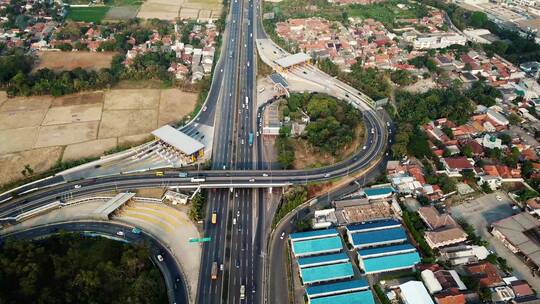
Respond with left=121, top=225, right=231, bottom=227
left=248, top=133, right=253, bottom=146
left=211, top=262, right=218, bottom=280
left=155, top=171, right=164, bottom=176
left=211, top=210, right=217, bottom=224
left=240, top=285, right=245, bottom=300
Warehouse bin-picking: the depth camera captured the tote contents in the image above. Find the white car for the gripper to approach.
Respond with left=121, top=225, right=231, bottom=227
left=280, top=232, right=285, bottom=239
left=157, top=255, right=164, bottom=262
left=116, top=231, right=124, bottom=236
left=324, top=173, right=330, bottom=178
left=233, top=218, right=237, bottom=225
left=202, top=106, right=207, bottom=112
left=262, top=173, right=268, bottom=177
left=249, top=178, right=255, bottom=182
left=74, top=184, right=82, bottom=189
left=241, top=139, right=245, bottom=145
left=496, top=195, right=502, bottom=201
left=237, top=210, right=240, bottom=216
left=362, top=146, right=367, bottom=150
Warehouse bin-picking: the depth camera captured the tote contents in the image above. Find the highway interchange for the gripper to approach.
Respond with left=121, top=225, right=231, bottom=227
left=0, top=0, right=390, bottom=302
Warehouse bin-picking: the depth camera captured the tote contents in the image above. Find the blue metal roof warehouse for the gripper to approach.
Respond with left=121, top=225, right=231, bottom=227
left=360, top=251, right=421, bottom=274
left=346, top=219, right=401, bottom=234
left=358, top=243, right=416, bottom=258
left=298, top=252, right=349, bottom=268
left=349, top=227, right=407, bottom=249
left=308, top=290, right=375, bottom=304
left=306, top=278, right=369, bottom=299
left=292, top=236, right=343, bottom=257
left=300, top=262, right=354, bottom=284
left=290, top=228, right=339, bottom=242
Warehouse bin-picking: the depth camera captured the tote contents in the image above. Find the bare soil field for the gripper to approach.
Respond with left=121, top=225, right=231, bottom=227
left=34, top=51, right=117, bottom=72
left=104, top=6, right=140, bottom=20
left=292, top=125, right=365, bottom=169
left=137, top=0, right=221, bottom=20
left=0, top=88, right=197, bottom=186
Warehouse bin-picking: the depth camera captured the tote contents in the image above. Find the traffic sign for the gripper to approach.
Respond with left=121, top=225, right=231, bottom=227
left=189, top=237, right=211, bottom=243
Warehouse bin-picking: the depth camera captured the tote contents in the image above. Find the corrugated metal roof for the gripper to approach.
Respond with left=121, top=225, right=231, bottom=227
left=300, top=262, right=354, bottom=284
left=309, top=290, right=375, bottom=304
left=346, top=219, right=401, bottom=233
left=290, top=228, right=339, bottom=241
left=151, top=125, right=205, bottom=155
left=292, top=236, right=342, bottom=256
left=274, top=52, right=311, bottom=68
left=362, top=251, right=421, bottom=274
left=399, top=281, right=434, bottom=304
left=298, top=252, right=349, bottom=268
left=351, top=227, right=407, bottom=247
left=306, top=279, right=369, bottom=298
left=358, top=243, right=416, bottom=258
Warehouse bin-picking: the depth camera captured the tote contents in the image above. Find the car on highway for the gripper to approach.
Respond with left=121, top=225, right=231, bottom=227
left=280, top=232, right=285, bottom=239
left=233, top=218, right=237, bottom=225
left=262, top=173, right=268, bottom=177
left=202, top=106, right=207, bottom=112
left=74, top=184, right=82, bottom=189
left=249, top=178, right=255, bottom=182
left=371, top=128, right=375, bottom=134
left=236, top=259, right=240, bottom=268
left=237, top=210, right=240, bottom=216
left=496, top=195, right=502, bottom=201
left=241, top=139, right=245, bottom=145
left=362, top=146, right=367, bottom=150
left=116, top=231, right=124, bottom=236
left=324, top=173, right=330, bottom=178
left=157, top=254, right=164, bottom=262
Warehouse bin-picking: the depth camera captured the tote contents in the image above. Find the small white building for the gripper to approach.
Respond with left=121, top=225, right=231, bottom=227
left=399, top=281, right=434, bottom=304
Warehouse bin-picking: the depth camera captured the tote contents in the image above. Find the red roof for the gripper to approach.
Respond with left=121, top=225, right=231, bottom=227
left=443, top=157, right=473, bottom=170
left=466, top=262, right=503, bottom=287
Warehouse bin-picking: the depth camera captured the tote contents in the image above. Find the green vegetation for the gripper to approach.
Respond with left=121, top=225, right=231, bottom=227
left=273, top=186, right=308, bottom=228
left=347, top=0, right=428, bottom=29
left=0, top=233, right=167, bottom=303
left=390, top=70, right=418, bottom=86
left=66, top=7, right=110, bottom=23
left=402, top=208, right=434, bottom=261
left=466, top=81, right=501, bottom=107
left=189, top=192, right=206, bottom=221
left=373, top=284, right=391, bottom=304
left=276, top=126, right=296, bottom=169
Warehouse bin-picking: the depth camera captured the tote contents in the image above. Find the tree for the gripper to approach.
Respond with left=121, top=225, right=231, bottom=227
left=462, top=145, right=473, bottom=158
left=470, top=11, right=488, bottom=27
left=507, top=113, right=522, bottom=125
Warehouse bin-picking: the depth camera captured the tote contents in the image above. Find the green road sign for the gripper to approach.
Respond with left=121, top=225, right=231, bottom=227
left=189, top=237, right=211, bottom=243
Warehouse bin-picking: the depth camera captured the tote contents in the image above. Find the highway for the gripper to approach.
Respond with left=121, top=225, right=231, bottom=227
left=1, top=221, right=188, bottom=304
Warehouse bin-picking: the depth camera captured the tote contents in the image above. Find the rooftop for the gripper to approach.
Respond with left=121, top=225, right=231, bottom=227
left=363, top=187, right=394, bottom=198
left=309, top=290, right=375, bottom=304
left=151, top=125, right=205, bottom=155
left=358, top=243, right=416, bottom=258
left=361, top=251, right=421, bottom=274
left=274, top=52, right=311, bottom=68
left=492, top=212, right=540, bottom=267
left=306, top=279, right=369, bottom=298
left=346, top=219, right=401, bottom=233
left=269, top=72, right=289, bottom=88
left=292, top=236, right=343, bottom=257
left=93, top=192, right=135, bottom=220
left=350, top=227, right=407, bottom=248
left=290, top=228, right=339, bottom=241
left=300, top=262, right=354, bottom=284
left=298, top=252, right=350, bottom=268
left=418, top=206, right=458, bottom=230
left=399, top=281, right=434, bottom=304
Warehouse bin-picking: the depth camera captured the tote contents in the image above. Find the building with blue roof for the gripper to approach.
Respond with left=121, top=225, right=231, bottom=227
left=346, top=219, right=401, bottom=234
left=306, top=278, right=369, bottom=299
left=358, top=243, right=416, bottom=258
left=300, top=262, right=354, bottom=284
left=298, top=252, right=349, bottom=268
left=308, top=290, right=375, bottom=304
left=290, top=228, right=339, bottom=242
left=292, top=236, right=343, bottom=257
left=359, top=251, right=421, bottom=274
left=349, top=227, right=407, bottom=249
left=363, top=186, right=394, bottom=200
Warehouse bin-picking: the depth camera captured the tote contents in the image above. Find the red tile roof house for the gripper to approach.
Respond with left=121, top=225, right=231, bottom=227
left=441, top=157, right=475, bottom=177
left=418, top=206, right=468, bottom=248
left=465, top=262, right=504, bottom=288
left=510, top=280, right=537, bottom=302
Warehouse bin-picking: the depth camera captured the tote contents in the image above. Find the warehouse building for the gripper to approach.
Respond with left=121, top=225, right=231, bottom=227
left=291, top=236, right=343, bottom=257
left=290, top=228, right=339, bottom=242
left=306, top=279, right=369, bottom=299
left=299, top=262, right=354, bottom=285
left=309, top=290, right=375, bottom=304
left=363, top=186, right=394, bottom=200
left=348, top=227, right=408, bottom=249
left=358, top=243, right=417, bottom=259
left=298, top=252, right=350, bottom=268
left=359, top=251, right=421, bottom=274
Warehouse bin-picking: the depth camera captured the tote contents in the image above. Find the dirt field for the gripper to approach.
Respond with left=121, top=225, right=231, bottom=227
left=34, top=51, right=117, bottom=72
left=137, top=0, right=222, bottom=20
left=104, top=6, right=140, bottom=20
left=0, top=88, right=197, bottom=186
left=292, top=125, right=365, bottom=169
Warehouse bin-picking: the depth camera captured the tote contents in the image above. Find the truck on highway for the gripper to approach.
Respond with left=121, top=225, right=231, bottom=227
left=155, top=171, right=164, bottom=176
left=248, top=132, right=253, bottom=146
left=178, top=172, right=188, bottom=178
left=240, top=285, right=245, bottom=300
left=211, top=210, right=217, bottom=224
left=211, top=262, right=218, bottom=280
left=191, top=177, right=206, bottom=183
